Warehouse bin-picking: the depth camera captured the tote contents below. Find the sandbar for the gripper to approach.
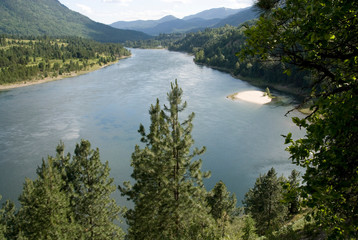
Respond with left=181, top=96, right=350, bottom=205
left=228, top=90, right=272, bottom=104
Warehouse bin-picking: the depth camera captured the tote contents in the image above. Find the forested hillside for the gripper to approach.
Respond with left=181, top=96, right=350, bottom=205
left=241, top=0, right=357, bottom=238
left=0, top=35, right=130, bottom=84
left=126, top=23, right=311, bottom=95
left=171, top=24, right=312, bottom=94
left=0, top=0, right=356, bottom=239
left=0, top=0, right=150, bottom=42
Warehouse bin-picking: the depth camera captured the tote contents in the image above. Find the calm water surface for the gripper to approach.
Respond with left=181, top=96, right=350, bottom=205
left=0, top=49, right=304, bottom=206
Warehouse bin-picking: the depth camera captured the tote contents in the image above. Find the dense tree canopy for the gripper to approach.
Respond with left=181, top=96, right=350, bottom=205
left=0, top=35, right=130, bottom=84
left=120, top=81, right=217, bottom=240
left=0, top=0, right=149, bottom=43
left=207, top=181, right=237, bottom=238
left=240, top=0, right=358, bottom=238
left=18, top=156, right=78, bottom=239
left=2, top=0, right=357, bottom=237
left=243, top=168, right=288, bottom=235
left=0, top=140, right=124, bottom=240
left=168, top=24, right=310, bottom=94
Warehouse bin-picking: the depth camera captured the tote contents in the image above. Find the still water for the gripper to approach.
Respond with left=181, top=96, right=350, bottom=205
left=0, top=49, right=303, bottom=206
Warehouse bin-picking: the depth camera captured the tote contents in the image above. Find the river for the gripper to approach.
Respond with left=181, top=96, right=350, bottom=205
left=0, top=49, right=304, bottom=206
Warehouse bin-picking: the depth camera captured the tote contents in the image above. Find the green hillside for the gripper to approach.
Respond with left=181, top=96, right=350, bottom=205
left=0, top=0, right=150, bottom=42
left=0, top=35, right=131, bottom=85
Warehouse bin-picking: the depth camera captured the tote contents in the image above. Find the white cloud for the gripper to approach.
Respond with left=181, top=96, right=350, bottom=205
left=161, top=0, right=191, bottom=4
left=76, top=4, right=93, bottom=14
left=102, top=0, right=133, bottom=3
left=230, top=0, right=254, bottom=8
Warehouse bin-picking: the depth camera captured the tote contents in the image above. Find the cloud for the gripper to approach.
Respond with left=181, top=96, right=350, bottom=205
left=229, top=0, right=254, bottom=8
left=160, top=0, right=191, bottom=4
left=102, top=0, right=133, bottom=3
left=76, top=4, right=93, bottom=14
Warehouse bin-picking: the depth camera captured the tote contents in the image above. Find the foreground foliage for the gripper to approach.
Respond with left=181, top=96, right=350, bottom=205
left=243, top=168, right=288, bottom=235
left=1, top=140, right=124, bottom=240
left=240, top=0, right=358, bottom=238
left=120, top=81, right=218, bottom=239
left=0, top=82, right=330, bottom=239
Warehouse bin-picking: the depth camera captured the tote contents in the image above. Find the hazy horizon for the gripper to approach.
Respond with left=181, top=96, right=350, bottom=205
left=58, top=0, right=254, bottom=24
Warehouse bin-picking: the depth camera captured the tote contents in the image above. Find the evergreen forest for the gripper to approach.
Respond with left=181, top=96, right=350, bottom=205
left=126, top=23, right=312, bottom=96
left=0, top=35, right=130, bottom=85
left=0, top=0, right=149, bottom=43
left=0, top=82, right=312, bottom=240
left=0, top=0, right=357, bottom=239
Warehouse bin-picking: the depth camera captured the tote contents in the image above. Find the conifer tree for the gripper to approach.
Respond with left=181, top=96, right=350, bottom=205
left=0, top=196, right=5, bottom=239
left=14, top=140, right=124, bottom=240
left=120, top=80, right=216, bottom=240
left=71, top=140, right=124, bottom=240
left=120, top=99, right=170, bottom=239
left=0, top=199, right=19, bottom=239
left=283, top=169, right=301, bottom=215
left=0, top=225, right=4, bottom=240
left=207, top=181, right=237, bottom=237
left=18, top=157, right=78, bottom=239
left=243, top=168, right=288, bottom=235
left=240, top=0, right=358, bottom=237
left=242, top=215, right=258, bottom=240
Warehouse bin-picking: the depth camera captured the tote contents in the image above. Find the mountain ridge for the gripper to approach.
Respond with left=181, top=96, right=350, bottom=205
left=0, top=0, right=150, bottom=42
left=110, top=6, right=257, bottom=36
left=182, top=7, right=241, bottom=20
left=110, top=15, right=179, bottom=31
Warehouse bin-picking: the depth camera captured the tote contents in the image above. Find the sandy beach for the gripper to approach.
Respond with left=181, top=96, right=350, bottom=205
left=0, top=56, right=130, bottom=91
left=0, top=73, right=77, bottom=90
left=228, top=90, right=272, bottom=104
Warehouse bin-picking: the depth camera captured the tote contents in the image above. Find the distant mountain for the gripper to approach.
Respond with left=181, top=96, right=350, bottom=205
left=214, top=7, right=258, bottom=28
left=0, top=0, right=150, bottom=42
left=110, top=6, right=256, bottom=36
left=183, top=7, right=241, bottom=20
left=137, top=18, right=221, bottom=36
left=111, top=15, right=179, bottom=30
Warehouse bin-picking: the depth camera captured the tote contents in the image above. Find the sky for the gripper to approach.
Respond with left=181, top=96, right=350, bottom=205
left=57, top=0, right=254, bottom=24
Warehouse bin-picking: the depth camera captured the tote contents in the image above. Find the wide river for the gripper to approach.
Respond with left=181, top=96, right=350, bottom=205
left=0, top=49, right=304, bottom=206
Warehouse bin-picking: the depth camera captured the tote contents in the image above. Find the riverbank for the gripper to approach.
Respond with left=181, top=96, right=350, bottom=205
left=194, top=61, right=309, bottom=99
left=227, top=90, right=272, bottom=104
left=0, top=55, right=130, bottom=91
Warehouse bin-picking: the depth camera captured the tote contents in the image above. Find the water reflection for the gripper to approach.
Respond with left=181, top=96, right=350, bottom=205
left=0, top=49, right=304, bottom=206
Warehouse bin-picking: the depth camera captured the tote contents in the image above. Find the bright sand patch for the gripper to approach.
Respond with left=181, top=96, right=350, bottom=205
left=228, top=90, right=272, bottom=104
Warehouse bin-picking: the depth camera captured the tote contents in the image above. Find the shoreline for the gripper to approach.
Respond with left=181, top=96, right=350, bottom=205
left=227, top=90, right=272, bottom=105
left=0, top=55, right=131, bottom=91
left=193, top=61, right=308, bottom=99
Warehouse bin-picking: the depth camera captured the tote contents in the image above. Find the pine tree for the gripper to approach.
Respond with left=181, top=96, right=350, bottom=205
left=120, top=99, right=170, bottom=239
left=0, top=225, right=4, bottom=239
left=207, top=181, right=237, bottom=237
left=283, top=169, right=301, bottom=215
left=18, top=156, right=78, bottom=239
left=71, top=140, right=124, bottom=240
left=242, top=215, right=258, bottom=240
left=243, top=168, right=288, bottom=235
left=120, top=80, right=216, bottom=240
left=0, top=195, right=6, bottom=239
left=15, top=140, right=124, bottom=240
left=0, top=199, right=18, bottom=239
left=241, top=0, right=358, bottom=237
